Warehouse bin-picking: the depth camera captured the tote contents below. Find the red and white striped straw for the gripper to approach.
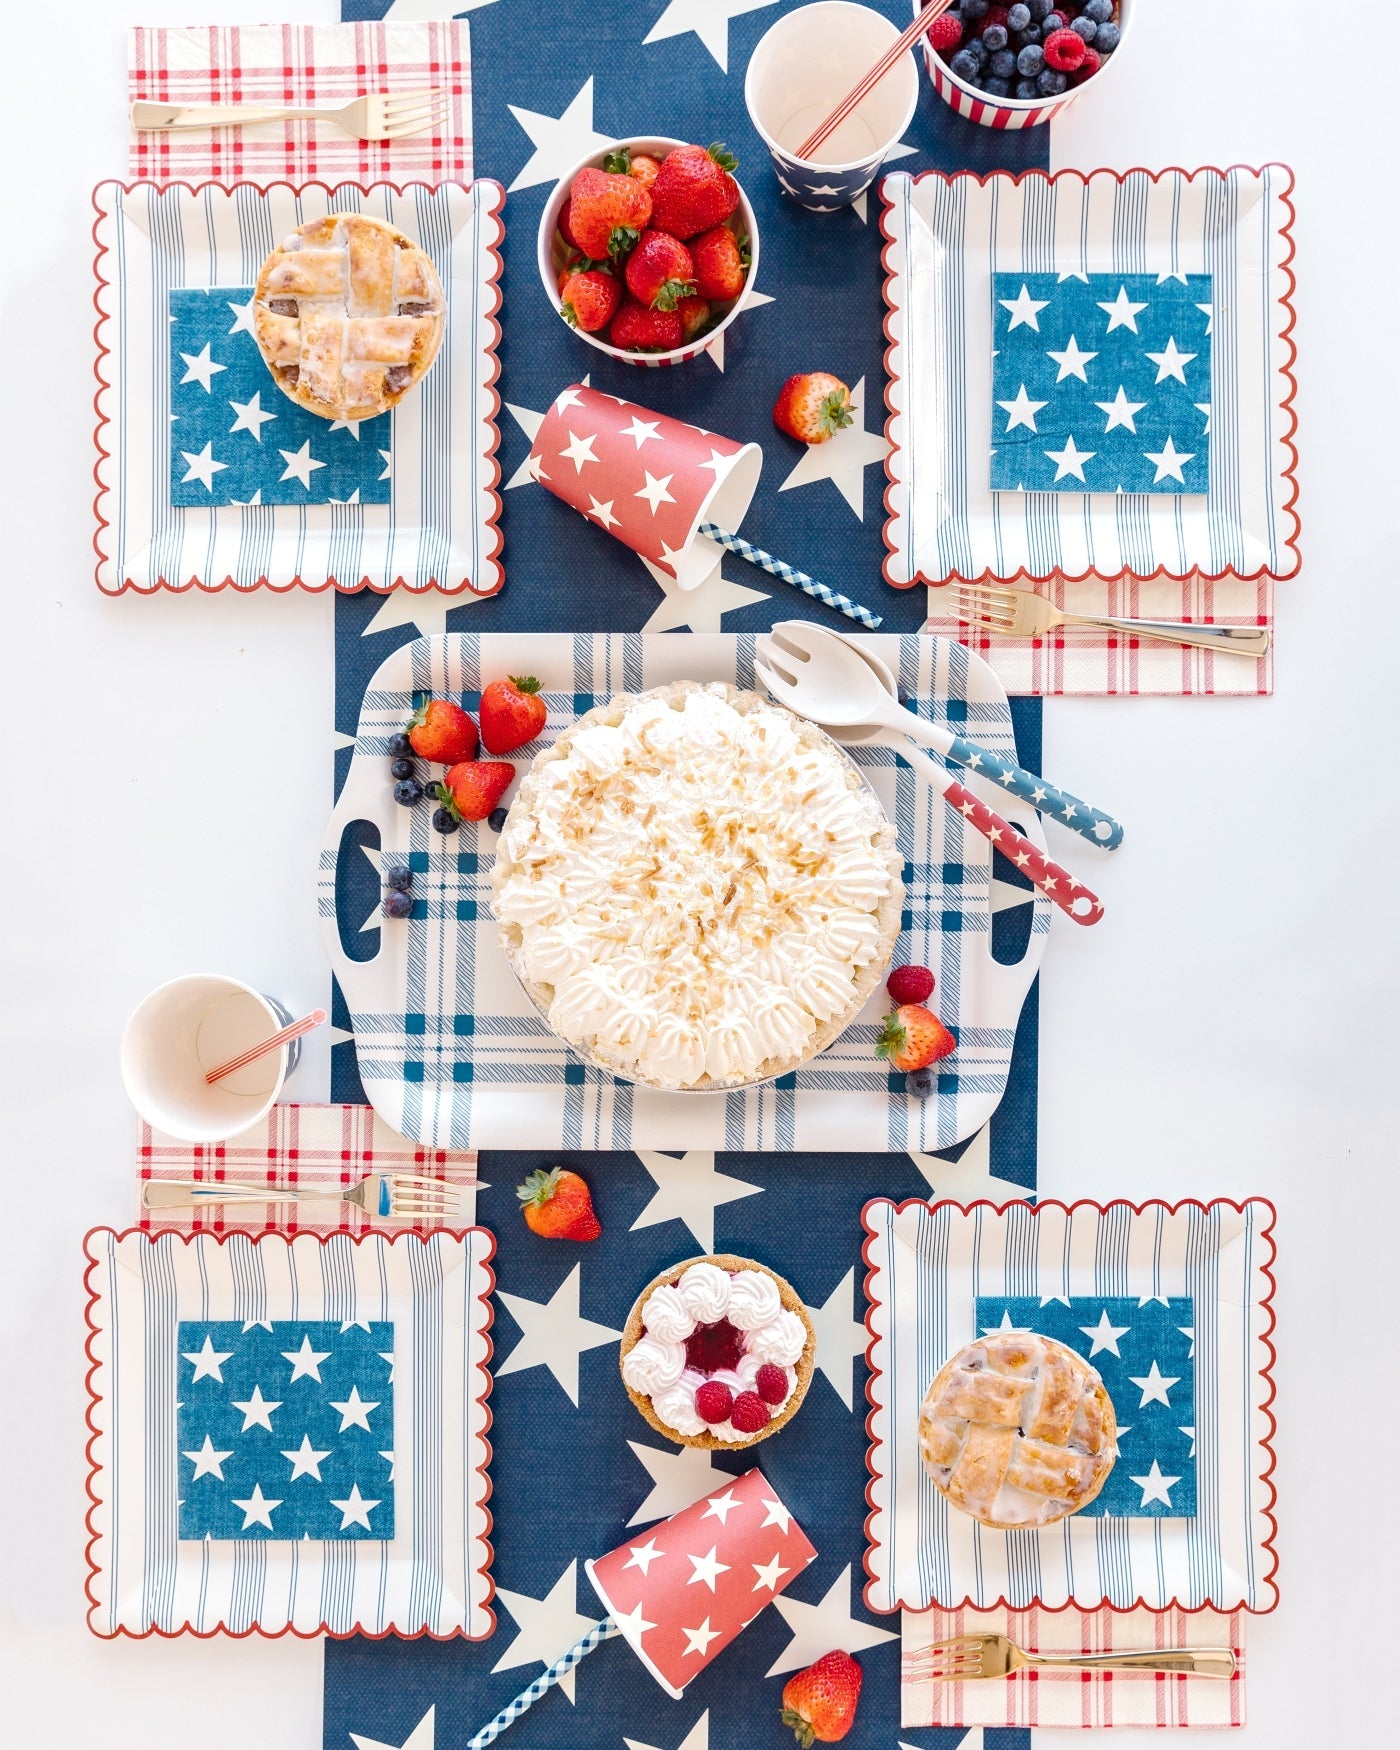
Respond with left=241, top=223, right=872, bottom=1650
left=796, top=0, right=955, bottom=160
left=205, top=1008, right=327, bottom=1084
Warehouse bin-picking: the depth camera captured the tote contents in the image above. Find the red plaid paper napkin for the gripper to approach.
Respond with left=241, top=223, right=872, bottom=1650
left=128, top=21, right=472, bottom=186
left=137, top=1103, right=478, bottom=1235
left=903, top=1605, right=1246, bottom=1729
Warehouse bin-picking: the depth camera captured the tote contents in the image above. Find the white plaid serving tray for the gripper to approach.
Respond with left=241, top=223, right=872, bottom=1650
left=318, top=633, right=1050, bottom=1152
left=92, top=178, right=504, bottom=595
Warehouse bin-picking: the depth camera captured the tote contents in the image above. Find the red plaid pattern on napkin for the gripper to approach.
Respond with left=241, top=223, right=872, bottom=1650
left=128, top=22, right=472, bottom=186
left=137, top=1103, right=477, bottom=1235
left=902, top=1604, right=1246, bottom=1730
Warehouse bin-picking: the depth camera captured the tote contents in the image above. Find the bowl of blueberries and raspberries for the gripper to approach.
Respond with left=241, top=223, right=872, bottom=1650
left=922, top=0, right=1132, bottom=123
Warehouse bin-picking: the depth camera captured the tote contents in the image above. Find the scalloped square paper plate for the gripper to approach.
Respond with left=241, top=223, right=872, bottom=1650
left=862, top=1198, right=1277, bottom=1614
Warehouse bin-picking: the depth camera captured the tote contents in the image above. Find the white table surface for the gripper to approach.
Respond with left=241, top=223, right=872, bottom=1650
left=1, top=2, right=1394, bottom=1744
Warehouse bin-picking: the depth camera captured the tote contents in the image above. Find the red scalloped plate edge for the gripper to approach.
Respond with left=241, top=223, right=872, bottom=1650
left=858, top=1194, right=1278, bottom=1616
left=90, top=177, right=506, bottom=600
left=82, top=1222, right=497, bottom=1641
left=876, top=163, right=1299, bottom=593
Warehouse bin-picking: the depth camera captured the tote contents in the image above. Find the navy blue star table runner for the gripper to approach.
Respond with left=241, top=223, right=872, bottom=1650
left=328, top=6, right=1045, bottom=1748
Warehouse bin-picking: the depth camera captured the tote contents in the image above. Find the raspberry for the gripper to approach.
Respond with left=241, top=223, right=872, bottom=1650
left=1072, top=45, right=1101, bottom=80
left=1043, top=26, right=1086, bottom=69
left=927, top=12, right=963, bottom=52
left=887, top=964, right=935, bottom=1005
left=730, top=1391, right=771, bottom=1434
left=695, top=1380, right=734, bottom=1424
left=755, top=1364, right=789, bottom=1406
left=981, top=5, right=1011, bottom=27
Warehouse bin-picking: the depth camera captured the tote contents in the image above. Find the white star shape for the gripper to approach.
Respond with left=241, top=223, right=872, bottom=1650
left=805, top=183, right=843, bottom=196
left=182, top=1335, right=234, bottom=1382
left=1045, top=436, right=1096, bottom=482
left=622, top=1537, right=665, bottom=1577
left=641, top=551, right=769, bottom=627
left=1157, top=270, right=1189, bottom=285
left=1046, top=335, right=1098, bottom=382
left=778, top=375, right=887, bottom=518
left=686, top=1545, right=731, bottom=1591
left=350, top=1706, right=435, bottom=1750
left=559, top=430, right=599, bottom=473
left=493, top=1560, right=595, bottom=1703
left=1096, top=285, right=1149, bottom=332
left=804, top=1268, right=867, bottom=1411
left=1078, top=1309, right=1131, bottom=1356
left=1129, top=1460, right=1181, bottom=1508
left=643, top=0, right=779, bottom=72
left=329, top=1484, right=381, bottom=1530
left=630, top=1149, right=762, bottom=1252
left=1195, top=401, right=1212, bottom=434
left=624, top=1712, right=711, bottom=1750
left=680, top=1615, right=722, bottom=1658
left=996, top=384, right=1048, bottom=433
left=179, top=442, right=228, bottom=491
left=1178, top=1325, right=1196, bottom=1358
left=980, top=1309, right=1016, bottom=1335
left=231, top=1483, right=281, bottom=1530
left=767, top=1565, right=897, bottom=1676
left=379, top=1449, right=396, bottom=1481
left=620, top=415, right=663, bottom=448
left=330, top=417, right=362, bottom=439
left=1179, top=1425, right=1197, bottom=1457
left=230, top=1384, right=281, bottom=1431
left=634, top=470, right=676, bottom=513
left=282, top=1433, right=333, bottom=1481
left=999, top=283, right=1051, bottom=331
left=379, top=449, right=392, bottom=481
left=1145, top=336, right=1197, bottom=384
left=611, top=1598, right=660, bottom=1648
left=183, top=1434, right=233, bottom=1479
left=226, top=296, right=256, bottom=336
left=497, top=1264, right=621, bottom=1405
left=1128, top=1360, right=1181, bottom=1407
left=760, top=1497, right=793, bottom=1534
left=281, top=1335, right=332, bottom=1381
left=507, top=77, right=613, bottom=192
left=908, top=1125, right=1026, bottom=1201
left=1095, top=386, right=1148, bottom=433
left=228, top=390, right=276, bottom=441
left=701, top=1488, right=742, bottom=1526
left=625, top=1440, right=726, bottom=1527
left=1196, top=301, right=1214, bottom=334
left=585, top=495, right=620, bottom=530
left=278, top=440, right=326, bottom=489
left=752, top=1553, right=790, bottom=1592
left=179, top=342, right=226, bottom=392
left=1138, top=1293, right=1172, bottom=1308
left=1144, top=435, right=1195, bottom=484
left=328, top=1384, right=380, bottom=1431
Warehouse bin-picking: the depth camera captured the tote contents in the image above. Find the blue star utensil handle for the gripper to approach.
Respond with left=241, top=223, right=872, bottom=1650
left=938, top=731, right=1124, bottom=851
left=468, top=1617, right=621, bottom=1748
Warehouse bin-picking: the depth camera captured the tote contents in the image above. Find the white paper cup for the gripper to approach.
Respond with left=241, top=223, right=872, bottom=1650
left=121, top=974, right=301, bottom=1142
left=745, top=3, right=919, bottom=209
left=920, top=0, right=1136, bottom=130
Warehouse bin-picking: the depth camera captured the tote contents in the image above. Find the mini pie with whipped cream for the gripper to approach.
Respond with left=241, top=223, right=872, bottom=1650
left=252, top=212, right=446, bottom=422
left=918, top=1330, right=1117, bottom=1530
left=489, top=682, right=903, bottom=1090
left=620, top=1255, right=815, bottom=1448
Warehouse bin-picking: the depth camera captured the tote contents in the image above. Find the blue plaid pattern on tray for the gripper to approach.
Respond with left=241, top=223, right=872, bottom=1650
left=975, top=1296, right=1197, bottom=1517
left=169, top=290, right=390, bottom=508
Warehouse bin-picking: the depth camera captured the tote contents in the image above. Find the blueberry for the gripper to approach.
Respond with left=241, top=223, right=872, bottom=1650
left=1007, top=3, right=1031, bottom=27
left=487, top=807, right=509, bottom=833
left=1084, top=0, right=1113, bottom=19
left=382, top=890, right=413, bottom=920
left=961, top=0, right=988, bottom=17
left=1013, top=24, right=1042, bottom=45
left=390, top=756, right=416, bottom=781
left=950, top=47, right=981, bottom=80
left=1071, top=16, right=1097, bottom=41
left=384, top=864, right=413, bottom=892
left=393, top=778, right=423, bottom=807
left=1094, top=20, right=1120, bottom=50
left=991, top=48, right=1017, bottom=78
left=1043, top=9, right=1065, bottom=27
left=1014, top=77, right=1040, bottom=97
left=432, top=806, right=459, bottom=835
left=1016, top=42, right=1044, bottom=73
left=981, top=22, right=1008, bottom=50
left=1038, top=66, right=1069, bottom=93
left=965, top=35, right=987, bottom=64
left=984, top=75, right=1012, bottom=96
left=906, top=1067, right=937, bottom=1099
left=387, top=731, right=413, bottom=758
left=1026, top=0, right=1052, bottom=16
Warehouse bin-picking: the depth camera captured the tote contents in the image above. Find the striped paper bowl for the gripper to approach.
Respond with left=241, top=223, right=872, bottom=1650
left=919, top=0, right=1135, bottom=130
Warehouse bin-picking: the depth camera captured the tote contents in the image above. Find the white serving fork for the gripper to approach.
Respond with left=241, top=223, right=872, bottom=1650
left=142, top=1173, right=459, bottom=1222
left=130, top=89, right=448, bottom=142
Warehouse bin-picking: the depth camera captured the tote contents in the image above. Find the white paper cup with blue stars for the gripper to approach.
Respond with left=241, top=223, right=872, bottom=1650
left=745, top=3, right=919, bottom=211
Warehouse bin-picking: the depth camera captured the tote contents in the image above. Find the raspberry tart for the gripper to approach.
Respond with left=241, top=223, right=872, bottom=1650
left=619, top=1255, right=815, bottom=1448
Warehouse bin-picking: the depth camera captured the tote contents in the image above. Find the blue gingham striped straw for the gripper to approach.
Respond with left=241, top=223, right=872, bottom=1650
left=699, top=522, right=882, bottom=628
left=468, top=1616, right=621, bottom=1747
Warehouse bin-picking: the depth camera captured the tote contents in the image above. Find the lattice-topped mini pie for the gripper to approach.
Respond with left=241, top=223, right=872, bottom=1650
left=252, top=213, right=446, bottom=422
left=918, top=1331, right=1117, bottom=1529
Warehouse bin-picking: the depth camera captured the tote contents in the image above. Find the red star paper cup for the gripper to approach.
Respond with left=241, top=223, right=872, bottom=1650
left=528, top=384, right=763, bottom=591
left=585, top=1467, right=816, bottom=1698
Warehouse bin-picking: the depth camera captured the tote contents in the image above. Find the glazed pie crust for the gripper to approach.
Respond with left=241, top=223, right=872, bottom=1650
left=619, top=1254, right=816, bottom=1450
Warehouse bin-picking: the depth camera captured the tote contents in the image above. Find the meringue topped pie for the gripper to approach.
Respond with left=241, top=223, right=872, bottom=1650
left=918, top=1331, right=1117, bottom=1530
left=252, top=213, right=446, bottom=422
left=489, top=682, right=903, bottom=1090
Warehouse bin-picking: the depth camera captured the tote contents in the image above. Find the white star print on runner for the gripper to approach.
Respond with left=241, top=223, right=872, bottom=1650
left=231, top=1482, right=281, bottom=1530
left=328, top=1385, right=380, bottom=1431
left=226, top=295, right=256, bottom=336
left=282, top=1433, right=332, bottom=1481
left=1045, top=436, right=1095, bottom=482
left=643, top=0, right=779, bottom=72
left=180, top=441, right=228, bottom=491
left=1079, top=1309, right=1131, bottom=1356
left=803, top=1268, right=867, bottom=1410
left=350, top=1705, right=436, bottom=1750
left=183, top=1334, right=234, bottom=1381
left=497, top=1263, right=622, bottom=1404
left=778, top=376, right=888, bottom=517
left=766, top=1564, right=897, bottom=1676
left=908, top=1124, right=1026, bottom=1200
left=629, top=1149, right=762, bottom=1251
left=1128, top=1360, right=1181, bottom=1407
left=1145, top=435, right=1195, bottom=483
left=1097, top=285, right=1148, bottom=332
left=1129, top=1460, right=1181, bottom=1508
left=228, top=390, right=276, bottom=441
left=703, top=285, right=775, bottom=371
left=179, top=341, right=226, bottom=391
left=182, top=1434, right=233, bottom=1479
left=329, top=1484, right=381, bottom=1530
left=281, top=1334, right=332, bottom=1381
left=230, top=1384, right=281, bottom=1431
left=625, top=1710, right=711, bottom=1750
left=1046, top=334, right=1098, bottom=382
left=279, top=440, right=325, bottom=489
left=641, top=545, right=769, bottom=621
left=1095, top=386, right=1147, bottom=433
left=999, top=283, right=1050, bottom=331
left=493, top=1559, right=597, bottom=1703
left=507, top=77, right=613, bottom=192
left=626, top=1441, right=726, bottom=1527
left=1144, top=336, right=1197, bottom=384
left=997, top=384, right=1048, bottom=432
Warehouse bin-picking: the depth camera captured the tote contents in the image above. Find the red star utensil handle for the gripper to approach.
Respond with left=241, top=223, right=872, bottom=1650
left=944, top=780, right=1104, bottom=926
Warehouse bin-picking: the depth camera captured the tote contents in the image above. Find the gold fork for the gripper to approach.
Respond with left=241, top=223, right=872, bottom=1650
left=947, top=581, right=1271, bottom=659
left=130, top=90, right=448, bottom=142
left=141, top=1173, right=459, bottom=1222
left=916, top=1632, right=1237, bottom=1681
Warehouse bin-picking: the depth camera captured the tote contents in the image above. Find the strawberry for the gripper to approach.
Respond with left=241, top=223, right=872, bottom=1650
left=479, top=675, right=548, bottom=754
left=875, top=1004, right=957, bottom=1073
left=557, top=198, right=585, bottom=253
left=433, top=759, right=515, bottom=824
left=624, top=229, right=697, bottom=311
left=603, top=145, right=661, bottom=191
left=773, top=373, right=854, bottom=445
left=677, top=295, right=712, bottom=341
left=516, top=1166, right=601, bottom=1242
left=886, top=964, right=935, bottom=1005
left=559, top=265, right=622, bottom=333
left=781, top=1651, right=863, bottom=1747
left=690, top=224, right=748, bottom=302
left=610, top=298, right=683, bottom=353
left=407, top=697, right=478, bottom=765
left=649, top=142, right=741, bottom=240
left=567, top=165, right=652, bottom=260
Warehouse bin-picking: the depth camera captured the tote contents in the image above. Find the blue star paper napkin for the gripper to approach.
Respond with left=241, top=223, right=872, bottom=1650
left=990, top=272, right=1212, bottom=495
left=975, top=1297, right=1196, bottom=1517
left=177, top=1319, right=395, bottom=1540
left=169, top=289, right=391, bottom=507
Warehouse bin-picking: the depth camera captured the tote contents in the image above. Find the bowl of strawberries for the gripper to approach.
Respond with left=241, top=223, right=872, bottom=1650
left=538, top=136, right=760, bottom=367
